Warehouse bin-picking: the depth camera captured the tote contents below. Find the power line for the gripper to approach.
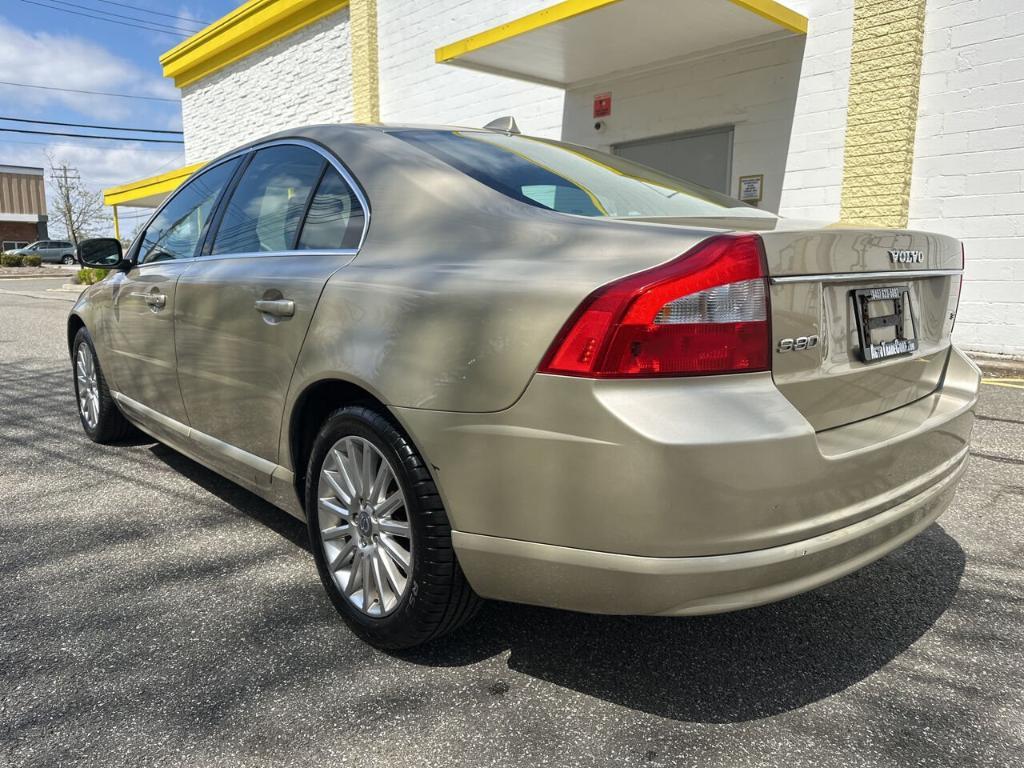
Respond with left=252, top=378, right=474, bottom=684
left=0, top=127, right=184, bottom=144
left=19, top=0, right=191, bottom=37
left=0, top=80, right=178, bottom=103
left=38, top=0, right=204, bottom=33
left=91, top=0, right=210, bottom=26
left=0, top=134, right=181, bottom=151
left=1, top=116, right=183, bottom=135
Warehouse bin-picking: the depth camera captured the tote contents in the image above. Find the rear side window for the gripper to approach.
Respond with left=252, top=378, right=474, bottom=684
left=392, top=129, right=774, bottom=219
left=211, top=145, right=324, bottom=255
left=296, top=167, right=365, bottom=250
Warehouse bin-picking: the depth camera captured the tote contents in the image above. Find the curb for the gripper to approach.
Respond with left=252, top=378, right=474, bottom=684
left=968, top=352, right=1024, bottom=378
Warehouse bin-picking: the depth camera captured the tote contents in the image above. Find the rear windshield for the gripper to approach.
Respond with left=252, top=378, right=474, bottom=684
left=391, top=129, right=773, bottom=219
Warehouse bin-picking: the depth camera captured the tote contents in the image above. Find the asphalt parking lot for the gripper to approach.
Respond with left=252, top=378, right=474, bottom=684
left=2, top=277, right=1022, bottom=768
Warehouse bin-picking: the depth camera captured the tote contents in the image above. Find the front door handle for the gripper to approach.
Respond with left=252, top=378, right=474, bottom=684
left=254, top=298, right=295, bottom=317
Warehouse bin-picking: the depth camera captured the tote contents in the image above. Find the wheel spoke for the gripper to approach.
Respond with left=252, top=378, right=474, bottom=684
left=318, top=496, right=351, bottom=521
left=378, top=518, right=410, bottom=537
left=378, top=547, right=405, bottom=596
left=334, top=445, right=361, bottom=499
left=368, top=460, right=390, bottom=504
left=361, top=442, right=376, bottom=501
left=321, top=524, right=350, bottom=541
left=371, top=552, right=388, bottom=611
left=360, top=552, right=375, bottom=611
left=328, top=540, right=355, bottom=570
left=322, top=467, right=353, bottom=507
left=376, top=492, right=403, bottom=519
left=345, top=550, right=363, bottom=596
left=378, top=534, right=411, bottom=570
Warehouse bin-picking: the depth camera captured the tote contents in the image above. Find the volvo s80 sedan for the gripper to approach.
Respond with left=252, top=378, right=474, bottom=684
left=69, top=124, right=978, bottom=649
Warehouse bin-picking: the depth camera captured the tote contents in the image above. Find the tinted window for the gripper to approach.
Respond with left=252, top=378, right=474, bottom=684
left=296, top=167, right=365, bottom=250
left=138, top=158, right=240, bottom=264
left=392, top=130, right=774, bottom=219
left=212, top=145, right=324, bottom=255
left=56, top=241, right=72, bottom=248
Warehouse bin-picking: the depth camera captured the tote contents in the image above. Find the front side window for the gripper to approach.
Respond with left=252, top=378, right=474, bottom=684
left=296, top=167, right=365, bottom=250
left=392, top=130, right=774, bottom=219
left=211, top=145, right=325, bottom=255
left=138, top=158, right=241, bottom=265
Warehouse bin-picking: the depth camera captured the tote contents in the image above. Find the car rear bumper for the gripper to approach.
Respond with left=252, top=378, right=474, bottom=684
left=392, top=346, right=979, bottom=614
left=451, top=447, right=965, bottom=615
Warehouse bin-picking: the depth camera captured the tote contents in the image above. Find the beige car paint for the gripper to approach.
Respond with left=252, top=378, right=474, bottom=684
left=69, top=124, right=979, bottom=617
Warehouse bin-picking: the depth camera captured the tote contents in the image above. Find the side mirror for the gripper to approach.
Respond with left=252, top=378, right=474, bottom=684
left=77, top=238, right=127, bottom=269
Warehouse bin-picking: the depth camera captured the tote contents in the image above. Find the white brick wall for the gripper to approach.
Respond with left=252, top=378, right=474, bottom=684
left=377, top=0, right=564, bottom=137
left=181, top=9, right=353, bottom=163
left=909, top=0, right=1024, bottom=357
left=560, top=36, right=805, bottom=214
left=777, top=0, right=855, bottom=221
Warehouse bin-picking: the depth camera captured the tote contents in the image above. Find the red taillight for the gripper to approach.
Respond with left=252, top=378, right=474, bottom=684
left=539, top=234, right=771, bottom=378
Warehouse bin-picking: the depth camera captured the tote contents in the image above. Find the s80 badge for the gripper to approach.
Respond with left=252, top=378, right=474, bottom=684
left=778, top=335, right=819, bottom=352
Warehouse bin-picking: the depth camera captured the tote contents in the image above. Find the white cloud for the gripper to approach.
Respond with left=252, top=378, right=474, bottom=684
left=1, top=139, right=185, bottom=237
left=0, top=16, right=180, bottom=123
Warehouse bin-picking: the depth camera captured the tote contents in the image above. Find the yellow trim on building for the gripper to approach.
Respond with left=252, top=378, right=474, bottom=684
left=350, top=0, right=380, bottom=122
left=435, top=0, right=621, bottom=64
left=726, top=0, right=808, bottom=35
left=435, top=0, right=807, bottom=64
left=840, top=0, right=927, bottom=227
left=103, top=164, right=204, bottom=207
left=160, top=0, right=350, bottom=88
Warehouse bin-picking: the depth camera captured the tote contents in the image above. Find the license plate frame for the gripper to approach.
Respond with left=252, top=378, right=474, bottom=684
left=853, top=286, right=918, bottom=363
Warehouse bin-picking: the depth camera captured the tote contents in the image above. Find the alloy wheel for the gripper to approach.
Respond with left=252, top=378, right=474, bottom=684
left=76, top=344, right=100, bottom=430
left=317, top=436, right=413, bottom=617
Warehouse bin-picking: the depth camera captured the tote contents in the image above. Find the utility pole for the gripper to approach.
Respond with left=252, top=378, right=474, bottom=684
left=46, top=155, right=105, bottom=245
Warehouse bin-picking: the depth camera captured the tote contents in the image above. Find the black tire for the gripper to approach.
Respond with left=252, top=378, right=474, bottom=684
left=306, top=406, right=481, bottom=649
left=62, top=254, right=74, bottom=264
left=72, top=327, right=134, bottom=443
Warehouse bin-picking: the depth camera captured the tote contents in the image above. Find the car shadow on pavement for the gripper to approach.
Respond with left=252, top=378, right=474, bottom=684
left=148, top=443, right=311, bottom=552
left=145, top=425, right=966, bottom=725
left=403, top=523, right=966, bottom=723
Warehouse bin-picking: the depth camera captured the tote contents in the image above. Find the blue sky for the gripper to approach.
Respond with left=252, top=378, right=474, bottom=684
left=1, top=0, right=239, bottom=232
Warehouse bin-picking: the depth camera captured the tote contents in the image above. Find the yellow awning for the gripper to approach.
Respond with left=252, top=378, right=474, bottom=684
left=435, top=0, right=807, bottom=88
left=102, top=163, right=203, bottom=208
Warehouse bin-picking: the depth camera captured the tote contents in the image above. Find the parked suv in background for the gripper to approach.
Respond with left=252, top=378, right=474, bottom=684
left=13, top=240, right=76, bottom=264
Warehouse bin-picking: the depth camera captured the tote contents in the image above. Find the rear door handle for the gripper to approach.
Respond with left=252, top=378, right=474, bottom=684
left=130, top=291, right=166, bottom=309
left=254, top=299, right=295, bottom=317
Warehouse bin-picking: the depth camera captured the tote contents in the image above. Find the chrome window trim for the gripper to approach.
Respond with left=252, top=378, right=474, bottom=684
left=129, top=136, right=370, bottom=267
left=208, top=137, right=371, bottom=256
left=191, top=248, right=359, bottom=264
left=769, top=269, right=963, bottom=285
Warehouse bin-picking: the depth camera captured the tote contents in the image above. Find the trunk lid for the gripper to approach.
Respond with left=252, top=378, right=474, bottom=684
left=759, top=226, right=963, bottom=431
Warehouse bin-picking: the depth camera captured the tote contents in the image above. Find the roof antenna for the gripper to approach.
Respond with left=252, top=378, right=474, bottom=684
left=483, top=116, right=520, bottom=134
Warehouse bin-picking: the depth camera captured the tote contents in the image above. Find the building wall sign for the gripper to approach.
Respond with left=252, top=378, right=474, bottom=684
left=593, top=92, right=611, bottom=118
left=739, top=174, right=763, bottom=204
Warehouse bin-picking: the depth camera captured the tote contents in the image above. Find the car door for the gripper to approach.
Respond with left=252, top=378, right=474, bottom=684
left=103, top=157, right=242, bottom=426
left=174, top=141, right=366, bottom=470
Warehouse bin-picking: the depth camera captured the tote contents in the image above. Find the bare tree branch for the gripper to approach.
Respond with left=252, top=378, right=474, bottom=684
left=46, top=153, right=109, bottom=246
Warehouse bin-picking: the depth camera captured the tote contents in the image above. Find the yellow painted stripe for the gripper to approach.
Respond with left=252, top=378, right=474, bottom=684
left=982, top=379, right=1024, bottom=390
left=435, top=0, right=622, bottom=63
left=161, top=0, right=349, bottom=89
left=727, top=0, right=808, bottom=34
left=102, top=163, right=204, bottom=207
left=435, top=0, right=807, bottom=64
